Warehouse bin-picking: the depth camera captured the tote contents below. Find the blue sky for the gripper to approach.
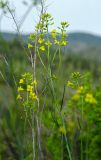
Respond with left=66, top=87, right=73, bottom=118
left=1, top=0, right=101, bottom=35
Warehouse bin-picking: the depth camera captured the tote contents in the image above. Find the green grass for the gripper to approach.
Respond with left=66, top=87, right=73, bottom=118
left=0, top=37, right=101, bottom=160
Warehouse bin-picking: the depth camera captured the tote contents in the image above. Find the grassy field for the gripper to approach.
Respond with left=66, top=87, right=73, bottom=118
left=0, top=34, right=101, bottom=160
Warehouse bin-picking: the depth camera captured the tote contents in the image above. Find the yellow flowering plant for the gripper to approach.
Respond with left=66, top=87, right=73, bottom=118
left=17, top=7, right=71, bottom=160
left=16, top=3, right=99, bottom=160
left=17, top=72, right=38, bottom=110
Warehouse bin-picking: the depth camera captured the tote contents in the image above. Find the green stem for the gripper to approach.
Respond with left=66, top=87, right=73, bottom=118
left=61, top=134, right=63, bottom=160
left=37, top=48, right=47, bottom=71
left=86, top=124, right=89, bottom=160
left=51, top=47, right=59, bottom=64
left=81, top=96, right=84, bottom=160
left=62, top=118, right=72, bottom=160
left=59, top=46, right=62, bottom=68
left=47, top=46, right=50, bottom=62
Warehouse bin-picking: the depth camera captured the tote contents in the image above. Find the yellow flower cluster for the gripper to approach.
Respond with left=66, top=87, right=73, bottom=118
left=72, top=86, right=84, bottom=101
left=28, top=13, right=69, bottom=57
left=77, top=86, right=84, bottom=94
left=18, top=86, right=24, bottom=92
left=22, top=72, right=32, bottom=80
left=60, top=40, right=68, bottom=46
left=39, top=46, right=45, bottom=52
left=29, top=92, right=38, bottom=101
left=67, top=81, right=74, bottom=89
left=72, top=94, right=80, bottom=101
left=38, top=38, right=44, bottom=44
left=17, top=74, right=38, bottom=102
left=36, top=13, right=53, bottom=32
left=38, top=38, right=67, bottom=51
left=61, top=21, right=69, bottom=28
left=31, top=80, right=37, bottom=85
left=27, top=84, right=38, bottom=101
left=17, top=94, right=22, bottom=100
left=28, top=43, right=33, bottom=49
left=70, top=84, right=97, bottom=105
left=17, top=77, right=25, bottom=93
left=85, top=93, right=97, bottom=104
left=27, top=85, right=33, bottom=92
left=29, top=33, right=36, bottom=41
left=19, top=79, right=24, bottom=84
left=51, top=27, right=68, bottom=46
left=71, top=72, right=81, bottom=79
left=45, top=41, right=52, bottom=47
left=54, top=40, right=59, bottom=45
left=52, top=29, right=57, bottom=39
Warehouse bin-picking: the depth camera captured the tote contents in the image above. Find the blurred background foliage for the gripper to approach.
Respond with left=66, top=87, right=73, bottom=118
left=0, top=35, right=101, bottom=160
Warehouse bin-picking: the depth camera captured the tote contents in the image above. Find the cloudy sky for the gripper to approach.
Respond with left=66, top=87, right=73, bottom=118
left=0, top=0, right=101, bottom=35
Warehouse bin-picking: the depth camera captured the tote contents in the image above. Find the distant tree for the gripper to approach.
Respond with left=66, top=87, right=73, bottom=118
left=0, top=0, right=42, bottom=31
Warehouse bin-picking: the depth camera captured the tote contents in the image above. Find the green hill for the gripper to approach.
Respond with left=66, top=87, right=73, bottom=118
left=0, top=31, right=101, bottom=59
left=0, top=31, right=101, bottom=48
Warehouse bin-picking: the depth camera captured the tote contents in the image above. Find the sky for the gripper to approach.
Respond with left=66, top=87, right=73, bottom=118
left=0, top=0, right=101, bottom=35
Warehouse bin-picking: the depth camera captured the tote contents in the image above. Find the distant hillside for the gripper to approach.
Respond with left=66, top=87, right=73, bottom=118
left=0, top=31, right=101, bottom=53
left=68, top=32, right=101, bottom=47
left=67, top=32, right=101, bottom=53
left=0, top=32, right=28, bottom=42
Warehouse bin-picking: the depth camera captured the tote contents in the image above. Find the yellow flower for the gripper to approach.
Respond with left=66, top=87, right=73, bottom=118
left=72, top=72, right=81, bottom=79
left=38, top=38, right=44, bottom=44
left=52, top=29, right=57, bottom=39
left=72, top=93, right=80, bottom=101
left=18, top=86, right=24, bottom=92
left=45, top=41, right=52, bottom=47
left=85, top=93, right=97, bottom=104
left=27, top=85, right=33, bottom=92
left=62, top=33, right=67, bottom=38
left=60, top=40, right=68, bottom=46
left=54, top=39, right=59, bottom=45
left=29, top=92, right=35, bottom=97
left=17, top=94, right=22, bottom=100
left=29, top=92, right=38, bottom=101
left=77, top=86, right=84, bottom=94
left=19, top=79, right=24, bottom=84
left=59, top=126, right=66, bottom=135
left=61, top=21, right=69, bottom=27
left=31, top=80, right=37, bottom=86
left=29, top=33, right=36, bottom=41
left=34, top=95, right=38, bottom=101
left=22, top=72, right=32, bottom=80
left=39, top=46, right=45, bottom=52
left=67, top=81, right=74, bottom=88
left=52, top=29, right=56, bottom=33
left=28, top=43, right=33, bottom=49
